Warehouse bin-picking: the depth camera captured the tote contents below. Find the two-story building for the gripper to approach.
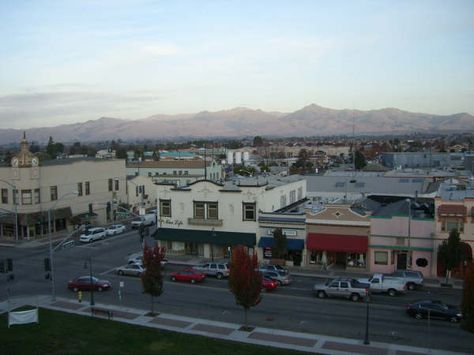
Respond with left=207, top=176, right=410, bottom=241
left=0, top=134, right=127, bottom=240
left=153, top=175, right=306, bottom=259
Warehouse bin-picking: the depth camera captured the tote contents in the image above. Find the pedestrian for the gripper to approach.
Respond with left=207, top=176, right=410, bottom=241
left=78, top=290, right=83, bottom=303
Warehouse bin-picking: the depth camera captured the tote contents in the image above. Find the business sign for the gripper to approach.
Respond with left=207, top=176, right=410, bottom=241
left=8, top=309, right=39, bottom=328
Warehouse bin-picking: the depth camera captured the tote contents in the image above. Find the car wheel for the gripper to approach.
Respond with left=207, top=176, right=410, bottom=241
left=216, top=273, right=223, bottom=280
left=415, top=313, right=423, bottom=320
left=407, top=283, right=416, bottom=291
left=73, top=287, right=79, bottom=292
left=388, top=289, right=396, bottom=297
left=191, top=279, right=196, bottom=284
left=449, top=317, right=459, bottom=323
left=350, top=293, right=360, bottom=302
left=171, top=276, right=176, bottom=281
left=118, top=270, right=124, bottom=276
left=98, top=287, right=103, bottom=292
left=317, top=291, right=326, bottom=299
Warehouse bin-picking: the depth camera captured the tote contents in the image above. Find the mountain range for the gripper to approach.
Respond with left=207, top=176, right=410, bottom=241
left=1, top=104, right=473, bottom=144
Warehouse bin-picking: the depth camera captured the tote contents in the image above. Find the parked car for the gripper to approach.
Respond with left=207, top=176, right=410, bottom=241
left=259, top=264, right=289, bottom=274
left=106, top=224, right=126, bottom=236
left=357, top=273, right=407, bottom=296
left=117, top=263, right=145, bottom=277
left=170, top=269, right=206, bottom=283
left=262, top=277, right=278, bottom=292
left=262, top=271, right=291, bottom=286
left=389, top=270, right=424, bottom=290
left=313, top=278, right=368, bottom=302
left=67, top=276, right=111, bottom=292
left=192, top=262, right=230, bottom=279
left=79, top=227, right=106, bottom=243
left=127, top=253, right=168, bottom=266
left=130, top=213, right=156, bottom=229
left=406, top=300, right=462, bottom=323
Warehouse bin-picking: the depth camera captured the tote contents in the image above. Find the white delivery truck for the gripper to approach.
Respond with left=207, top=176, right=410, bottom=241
left=131, top=213, right=156, bottom=229
left=357, top=273, right=407, bottom=297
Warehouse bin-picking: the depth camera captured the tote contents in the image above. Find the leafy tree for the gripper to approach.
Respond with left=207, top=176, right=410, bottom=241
left=141, top=244, right=166, bottom=315
left=438, top=229, right=462, bottom=284
left=46, top=136, right=64, bottom=159
left=354, top=150, right=367, bottom=170
left=228, top=245, right=262, bottom=329
left=461, top=262, right=474, bottom=332
left=272, top=228, right=287, bottom=260
left=253, top=136, right=264, bottom=147
left=233, top=165, right=255, bottom=176
left=290, top=149, right=314, bottom=174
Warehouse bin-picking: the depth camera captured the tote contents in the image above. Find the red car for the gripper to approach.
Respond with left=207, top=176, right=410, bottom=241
left=170, top=269, right=206, bottom=283
left=67, top=276, right=112, bottom=292
left=262, top=277, right=278, bottom=291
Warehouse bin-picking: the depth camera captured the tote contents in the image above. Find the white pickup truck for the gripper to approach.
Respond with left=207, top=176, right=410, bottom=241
left=357, top=273, right=406, bottom=297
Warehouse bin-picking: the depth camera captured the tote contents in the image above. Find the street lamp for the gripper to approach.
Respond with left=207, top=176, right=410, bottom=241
left=48, top=191, right=78, bottom=301
left=406, top=198, right=412, bottom=267
left=364, top=288, right=370, bottom=345
left=84, top=257, right=94, bottom=306
left=0, top=179, right=18, bottom=241
left=211, top=228, right=216, bottom=262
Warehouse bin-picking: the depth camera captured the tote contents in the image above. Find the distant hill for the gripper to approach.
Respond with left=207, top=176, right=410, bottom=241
left=1, top=104, right=473, bottom=144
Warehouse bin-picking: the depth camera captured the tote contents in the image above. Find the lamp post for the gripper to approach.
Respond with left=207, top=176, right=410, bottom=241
left=48, top=191, right=78, bottom=301
left=84, top=257, right=94, bottom=306
left=211, top=228, right=216, bottom=262
left=363, top=288, right=370, bottom=345
left=406, top=198, right=411, bottom=267
left=0, top=179, right=18, bottom=241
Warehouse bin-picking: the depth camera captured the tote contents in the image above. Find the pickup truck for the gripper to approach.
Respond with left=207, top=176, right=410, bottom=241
left=313, top=278, right=368, bottom=302
left=388, top=270, right=424, bottom=290
left=357, top=273, right=406, bottom=296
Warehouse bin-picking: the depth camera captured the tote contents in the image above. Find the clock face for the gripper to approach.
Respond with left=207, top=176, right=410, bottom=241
left=31, top=157, right=39, bottom=167
left=11, top=157, right=18, bottom=167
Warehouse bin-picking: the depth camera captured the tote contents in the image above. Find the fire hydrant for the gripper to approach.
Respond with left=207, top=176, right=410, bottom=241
left=78, top=290, right=83, bottom=303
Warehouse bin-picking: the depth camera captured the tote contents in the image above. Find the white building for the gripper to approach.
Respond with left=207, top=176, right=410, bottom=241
left=153, top=175, right=306, bottom=259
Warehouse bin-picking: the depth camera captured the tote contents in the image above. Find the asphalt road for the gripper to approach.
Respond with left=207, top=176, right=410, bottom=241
left=1, top=230, right=473, bottom=353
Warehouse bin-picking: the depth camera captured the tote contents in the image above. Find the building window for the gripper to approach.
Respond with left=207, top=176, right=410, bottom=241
left=173, top=170, right=177, bottom=175
left=178, top=171, right=182, bottom=175
left=108, top=179, right=113, bottom=192
left=77, top=182, right=83, bottom=196
left=289, top=190, right=296, bottom=204
left=242, top=203, right=256, bottom=221
left=194, top=202, right=205, bottom=219
left=115, top=179, right=119, bottom=191
left=21, top=190, right=32, bottom=205
left=184, top=171, right=189, bottom=175
left=1, top=189, right=7, bottom=204
left=85, top=181, right=90, bottom=195
left=50, top=186, right=58, bottom=201
left=374, top=251, right=388, bottom=265
left=160, top=200, right=171, bottom=217
left=148, top=172, right=152, bottom=177
left=207, top=202, right=218, bottom=219
left=34, top=188, right=40, bottom=204
left=441, top=217, right=464, bottom=232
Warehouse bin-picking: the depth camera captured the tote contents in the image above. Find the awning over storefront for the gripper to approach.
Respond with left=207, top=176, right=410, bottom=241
left=153, top=228, right=256, bottom=247
left=369, top=244, right=433, bottom=252
left=257, top=237, right=304, bottom=250
left=307, top=233, right=368, bottom=253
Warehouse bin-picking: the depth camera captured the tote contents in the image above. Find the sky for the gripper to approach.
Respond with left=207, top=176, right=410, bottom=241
left=0, top=0, right=473, bottom=129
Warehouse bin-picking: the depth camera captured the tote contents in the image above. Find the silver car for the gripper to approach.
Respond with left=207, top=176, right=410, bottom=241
left=262, top=271, right=291, bottom=286
left=192, top=262, right=230, bottom=279
left=117, top=263, right=145, bottom=277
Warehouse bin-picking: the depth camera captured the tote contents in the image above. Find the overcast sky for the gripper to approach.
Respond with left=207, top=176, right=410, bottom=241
left=0, top=0, right=473, bottom=129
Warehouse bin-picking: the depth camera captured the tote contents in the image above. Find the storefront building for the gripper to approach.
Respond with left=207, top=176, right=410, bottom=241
left=306, top=203, right=370, bottom=271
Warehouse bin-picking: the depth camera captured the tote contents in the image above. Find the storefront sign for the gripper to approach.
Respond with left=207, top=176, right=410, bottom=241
left=263, top=247, right=272, bottom=259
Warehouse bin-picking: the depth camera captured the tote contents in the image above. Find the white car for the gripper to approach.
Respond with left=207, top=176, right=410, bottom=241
left=79, top=227, right=106, bottom=243
left=117, top=263, right=146, bottom=277
left=106, top=224, right=126, bottom=236
left=127, top=252, right=168, bottom=266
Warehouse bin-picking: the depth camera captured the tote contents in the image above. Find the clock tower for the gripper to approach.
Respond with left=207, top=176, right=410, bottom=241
left=10, top=132, right=39, bottom=168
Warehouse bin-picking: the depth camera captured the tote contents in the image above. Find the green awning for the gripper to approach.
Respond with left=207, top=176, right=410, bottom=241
left=153, top=227, right=256, bottom=247
left=369, top=244, right=433, bottom=252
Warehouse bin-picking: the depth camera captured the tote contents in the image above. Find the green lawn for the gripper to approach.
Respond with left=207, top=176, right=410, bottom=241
left=0, top=308, right=307, bottom=355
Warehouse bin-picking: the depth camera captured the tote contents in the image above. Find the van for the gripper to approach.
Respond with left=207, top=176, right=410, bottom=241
left=130, top=213, right=156, bottom=229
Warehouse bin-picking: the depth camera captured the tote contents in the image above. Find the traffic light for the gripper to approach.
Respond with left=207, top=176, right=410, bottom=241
left=44, top=258, right=51, bottom=272
left=6, top=258, right=12, bottom=272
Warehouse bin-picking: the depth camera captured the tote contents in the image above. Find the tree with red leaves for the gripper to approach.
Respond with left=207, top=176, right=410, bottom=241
left=228, top=245, right=262, bottom=329
left=141, top=244, right=166, bottom=315
left=462, top=262, right=474, bottom=332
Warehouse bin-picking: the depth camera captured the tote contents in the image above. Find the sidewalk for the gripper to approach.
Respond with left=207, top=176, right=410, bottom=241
left=1, top=295, right=466, bottom=355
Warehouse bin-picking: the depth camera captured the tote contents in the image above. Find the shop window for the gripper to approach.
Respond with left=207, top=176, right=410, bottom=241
left=441, top=217, right=464, bottom=232
left=374, top=251, right=388, bottom=265
left=242, top=203, right=256, bottom=221
left=21, top=190, right=32, bottom=205
left=346, top=253, right=366, bottom=268
left=160, top=199, right=171, bottom=217
left=1, top=188, right=8, bottom=204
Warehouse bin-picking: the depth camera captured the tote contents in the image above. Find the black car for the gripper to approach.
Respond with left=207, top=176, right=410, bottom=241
left=406, top=300, right=462, bottom=323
